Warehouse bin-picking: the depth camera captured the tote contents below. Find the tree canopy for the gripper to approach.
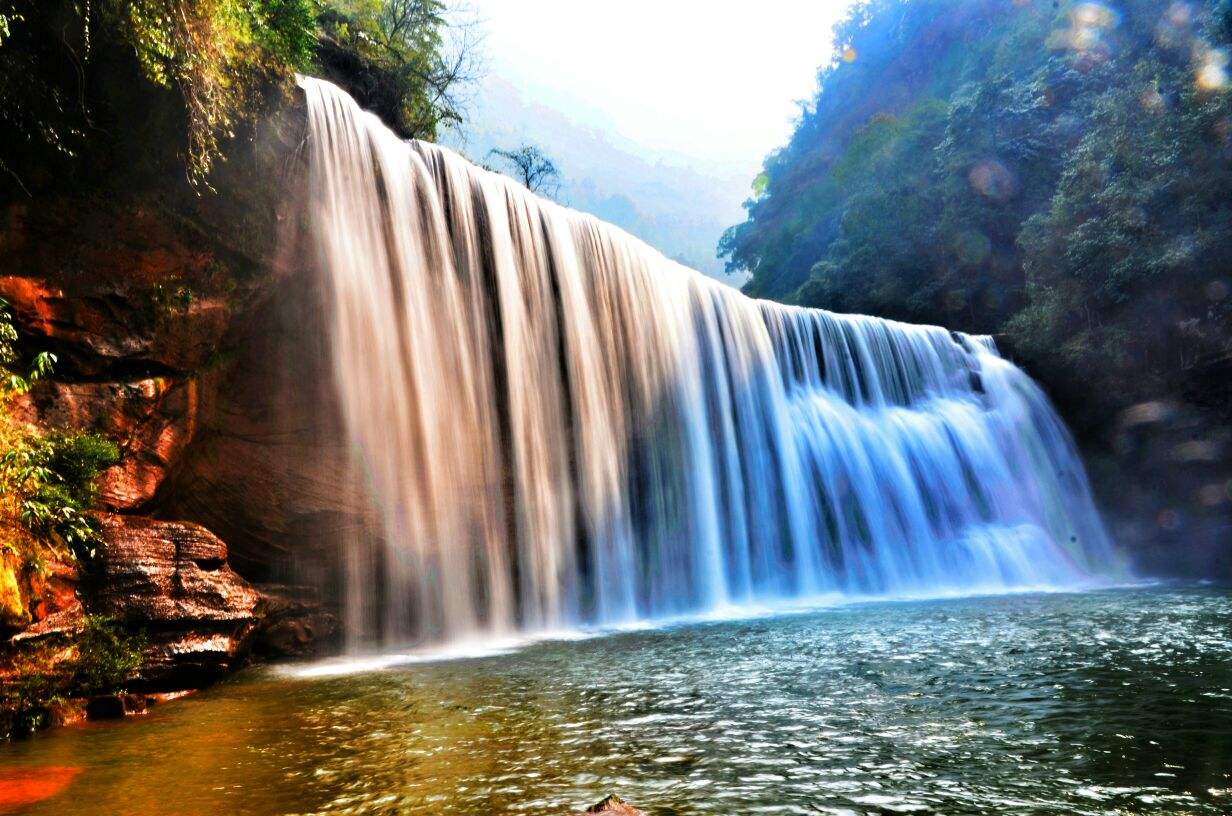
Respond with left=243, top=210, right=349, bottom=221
left=721, top=0, right=1232, bottom=436
left=0, top=0, right=471, bottom=192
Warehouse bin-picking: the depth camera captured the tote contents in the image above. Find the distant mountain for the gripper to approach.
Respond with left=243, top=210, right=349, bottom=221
left=444, top=75, right=752, bottom=288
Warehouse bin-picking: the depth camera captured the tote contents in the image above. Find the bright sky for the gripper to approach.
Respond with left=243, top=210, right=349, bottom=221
left=465, top=1, right=852, bottom=172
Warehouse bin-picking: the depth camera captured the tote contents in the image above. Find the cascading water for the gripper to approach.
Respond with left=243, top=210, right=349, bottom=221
left=299, top=76, right=1123, bottom=649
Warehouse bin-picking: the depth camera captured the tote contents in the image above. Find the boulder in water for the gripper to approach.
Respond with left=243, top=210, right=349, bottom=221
left=571, top=794, right=646, bottom=815
left=89, top=515, right=262, bottom=688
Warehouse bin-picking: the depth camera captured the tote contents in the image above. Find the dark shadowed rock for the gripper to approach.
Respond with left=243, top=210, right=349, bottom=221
left=251, top=585, right=339, bottom=659
left=570, top=795, right=646, bottom=815
left=90, top=515, right=262, bottom=688
left=8, top=557, right=84, bottom=643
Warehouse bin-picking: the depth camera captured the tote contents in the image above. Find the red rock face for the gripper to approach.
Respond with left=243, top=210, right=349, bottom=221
left=0, top=268, right=225, bottom=515
left=22, top=559, right=82, bottom=637
left=0, top=275, right=229, bottom=379
left=0, top=110, right=331, bottom=709
left=90, top=515, right=263, bottom=689
left=20, top=378, right=199, bottom=511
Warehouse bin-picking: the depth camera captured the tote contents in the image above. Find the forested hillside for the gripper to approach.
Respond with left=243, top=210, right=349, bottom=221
left=724, top=0, right=1232, bottom=576
left=0, top=0, right=464, bottom=195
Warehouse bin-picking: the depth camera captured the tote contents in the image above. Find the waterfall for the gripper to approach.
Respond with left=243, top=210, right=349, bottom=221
left=298, top=76, right=1122, bottom=649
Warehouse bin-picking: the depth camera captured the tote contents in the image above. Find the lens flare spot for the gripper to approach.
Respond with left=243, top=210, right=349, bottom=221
left=842, top=46, right=858, bottom=63
left=954, top=230, right=992, bottom=265
left=968, top=160, right=1018, bottom=202
left=1198, top=483, right=1228, bottom=507
left=1139, top=86, right=1165, bottom=112
left=1166, top=2, right=1193, bottom=27
left=1072, top=2, right=1121, bottom=29
left=1050, top=2, right=1120, bottom=63
left=1157, top=509, right=1181, bottom=531
left=1196, top=49, right=1229, bottom=91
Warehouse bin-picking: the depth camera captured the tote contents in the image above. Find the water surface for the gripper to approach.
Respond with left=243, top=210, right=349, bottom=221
left=3, top=587, right=1230, bottom=815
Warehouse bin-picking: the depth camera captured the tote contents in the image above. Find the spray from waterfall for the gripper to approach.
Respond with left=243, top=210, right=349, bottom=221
left=298, top=76, right=1122, bottom=649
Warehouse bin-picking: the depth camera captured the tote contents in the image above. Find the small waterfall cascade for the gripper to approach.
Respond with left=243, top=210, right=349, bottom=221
left=299, top=77, right=1122, bottom=649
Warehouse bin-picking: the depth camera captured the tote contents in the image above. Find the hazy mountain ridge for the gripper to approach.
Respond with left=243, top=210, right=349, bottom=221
left=446, top=75, right=752, bottom=286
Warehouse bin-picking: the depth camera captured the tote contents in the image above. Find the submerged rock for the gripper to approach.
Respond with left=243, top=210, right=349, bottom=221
left=571, top=795, right=646, bottom=815
left=251, top=585, right=339, bottom=660
left=90, top=515, right=262, bottom=688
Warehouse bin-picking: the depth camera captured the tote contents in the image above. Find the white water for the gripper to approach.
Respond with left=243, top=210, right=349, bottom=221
left=299, top=77, right=1123, bottom=649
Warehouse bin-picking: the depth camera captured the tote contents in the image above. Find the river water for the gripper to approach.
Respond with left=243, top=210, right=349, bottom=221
left=1, top=587, right=1229, bottom=815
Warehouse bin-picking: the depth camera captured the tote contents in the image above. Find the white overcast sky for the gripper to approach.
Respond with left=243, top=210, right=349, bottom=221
left=462, top=1, right=851, bottom=172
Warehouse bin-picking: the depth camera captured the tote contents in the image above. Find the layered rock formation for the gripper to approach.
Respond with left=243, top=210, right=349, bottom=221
left=0, top=101, right=346, bottom=711
left=89, top=515, right=262, bottom=687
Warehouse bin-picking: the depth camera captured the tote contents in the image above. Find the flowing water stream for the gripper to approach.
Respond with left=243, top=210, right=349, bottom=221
left=299, top=77, right=1122, bottom=649
left=1, top=587, right=1229, bottom=815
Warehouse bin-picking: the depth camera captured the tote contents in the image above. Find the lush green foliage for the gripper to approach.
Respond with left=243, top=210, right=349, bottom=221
left=0, top=299, right=54, bottom=396
left=723, top=0, right=1232, bottom=432
left=1, top=301, right=118, bottom=567
left=1, top=432, right=121, bottom=563
left=121, top=0, right=318, bottom=181
left=0, top=0, right=317, bottom=187
left=315, top=0, right=470, bottom=140
left=0, top=615, right=145, bottom=739
left=0, top=0, right=463, bottom=189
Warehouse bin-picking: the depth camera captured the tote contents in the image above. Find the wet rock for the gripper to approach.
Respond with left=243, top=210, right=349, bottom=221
left=8, top=558, right=85, bottom=643
left=26, top=559, right=81, bottom=624
left=83, top=694, right=127, bottom=720
left=1, top=553, right=81, bottom=639
left=251, top=586, right=339, bottom=660
left=84, top=692, right=151, bottom=720
left=90, top=515, right=261, bottom=689
left=571, top=795, right=646, bottom=815
left=0, top=553, right=27, bottom=634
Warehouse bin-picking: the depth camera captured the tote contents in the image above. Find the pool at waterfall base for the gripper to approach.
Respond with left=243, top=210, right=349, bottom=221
left=2, top=586, right=1229, bottom=815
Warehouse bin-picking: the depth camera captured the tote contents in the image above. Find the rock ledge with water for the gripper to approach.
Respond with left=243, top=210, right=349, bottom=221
left=89, top=515, right=263, bottom=688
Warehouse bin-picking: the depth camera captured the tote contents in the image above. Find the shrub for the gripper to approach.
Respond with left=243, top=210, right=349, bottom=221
left=1, top=299, right=119, bottom=565
left=0, top=0, right=317, bottom=190
left=0, top=615, right=145, bottom=739
left=121, top=0, right=318, bottom=183
left=1, top=431, right=120, bottom=563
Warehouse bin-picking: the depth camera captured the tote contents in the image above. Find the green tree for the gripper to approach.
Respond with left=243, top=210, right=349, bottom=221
left=315, top=0, right=477, bottom=140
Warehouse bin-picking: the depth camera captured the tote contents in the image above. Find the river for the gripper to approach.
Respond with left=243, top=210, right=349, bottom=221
left=2, top=586, right=1229, bottom=815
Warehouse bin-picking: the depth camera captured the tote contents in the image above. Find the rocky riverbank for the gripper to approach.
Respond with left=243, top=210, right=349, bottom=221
left=2, top=510, right=336, bottom=732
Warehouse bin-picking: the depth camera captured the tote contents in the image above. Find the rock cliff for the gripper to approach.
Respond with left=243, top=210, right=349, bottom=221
left=1, top=96, right=344, bottom=716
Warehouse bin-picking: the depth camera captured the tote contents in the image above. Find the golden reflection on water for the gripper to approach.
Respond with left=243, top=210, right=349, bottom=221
left=1, top=588, right=1230, bottom=816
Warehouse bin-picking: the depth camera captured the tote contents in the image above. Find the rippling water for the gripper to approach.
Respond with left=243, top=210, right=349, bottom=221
left=2, top=587, right=1230, bottom=815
